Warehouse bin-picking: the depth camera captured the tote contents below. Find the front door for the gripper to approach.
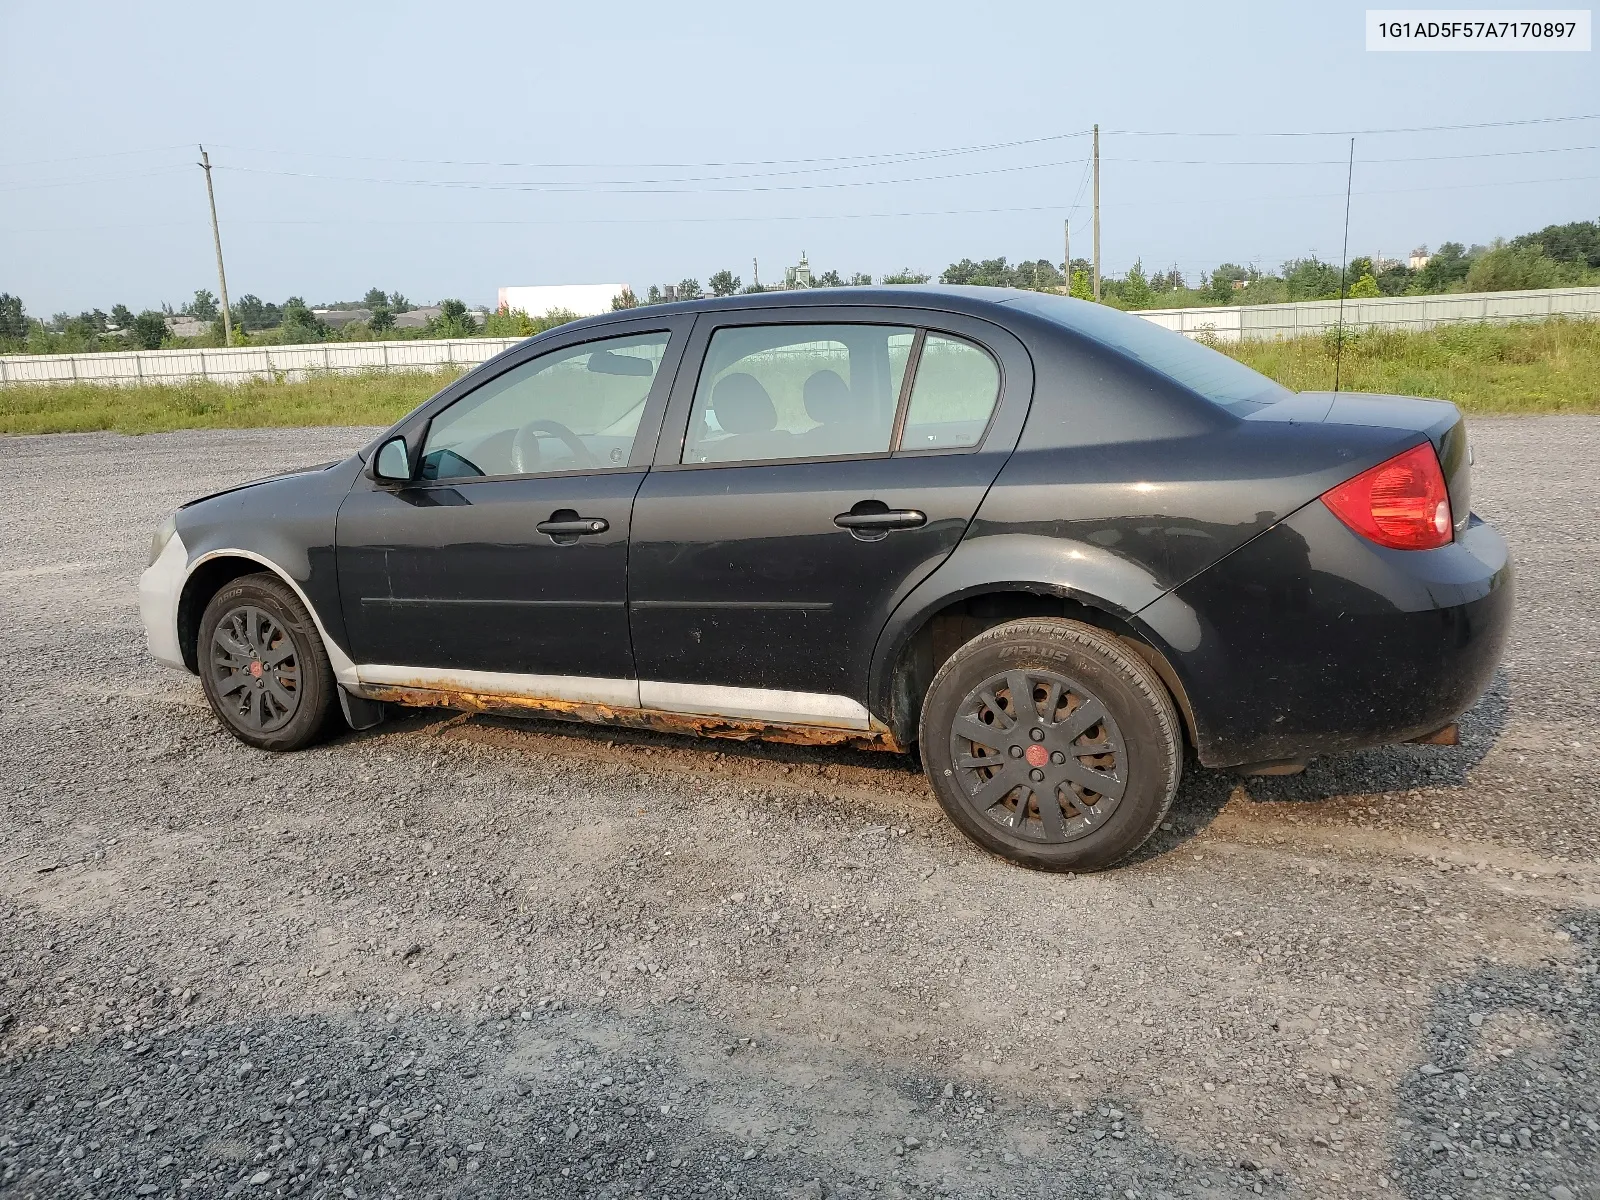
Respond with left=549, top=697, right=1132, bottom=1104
left=336, top=325, right=685, bottom=694
left=628, top=311, right=1029, bottom=723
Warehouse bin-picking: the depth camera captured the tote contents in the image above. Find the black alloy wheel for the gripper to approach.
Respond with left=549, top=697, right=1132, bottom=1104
left=208, top=604, right=303, bottom=733
left=948, top=667, right=1128, bottom=844
left=920, top=618, right=1182, bottom=872
left=198, top=572, right=337, bottom=751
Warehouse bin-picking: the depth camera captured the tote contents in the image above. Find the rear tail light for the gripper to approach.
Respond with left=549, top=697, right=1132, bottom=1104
left=1321, top=442, right=1453, bottom=551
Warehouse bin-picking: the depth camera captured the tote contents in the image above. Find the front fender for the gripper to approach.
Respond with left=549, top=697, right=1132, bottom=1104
left=173, top=458, right=362, bottom=681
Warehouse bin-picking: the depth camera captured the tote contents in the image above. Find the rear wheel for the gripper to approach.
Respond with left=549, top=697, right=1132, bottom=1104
left=198, top=573, right=336, bottom=751
left=919, top=618, right=1181, bottom=872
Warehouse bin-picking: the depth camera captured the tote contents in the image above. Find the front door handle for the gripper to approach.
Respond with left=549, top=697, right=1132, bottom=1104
left=833, top=508, right=927, bottom=532
left=537, top=511, right=609, bottom=544
left=536, top=517, right=609, bottom=535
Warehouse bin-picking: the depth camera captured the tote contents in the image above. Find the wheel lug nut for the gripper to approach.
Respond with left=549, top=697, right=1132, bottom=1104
left=1029, top=727, right=1045, bottom=742
left=1008, top=745, right=1023, bottom=758
left=1029, top=768, right=1045, bottom=783
left=1051, top=751, right=1066, bottom=764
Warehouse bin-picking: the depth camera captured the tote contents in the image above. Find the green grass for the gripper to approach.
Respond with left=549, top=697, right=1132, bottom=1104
left=1224, top=318, right=1600, bottom=414
left=0, top=369, right=461, bottom=435
left=2, top=319, right=1597, bottom=435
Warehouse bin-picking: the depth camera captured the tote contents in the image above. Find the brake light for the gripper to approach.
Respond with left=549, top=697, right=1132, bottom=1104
left=1321, top=442, right=1453, bottom=551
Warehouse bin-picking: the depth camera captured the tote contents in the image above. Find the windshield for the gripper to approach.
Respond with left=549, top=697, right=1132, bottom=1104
left=1006, top=293, right=1290, bottom=414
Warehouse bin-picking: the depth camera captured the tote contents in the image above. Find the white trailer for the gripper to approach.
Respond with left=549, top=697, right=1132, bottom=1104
left=497, top=284, right=629, bottom=318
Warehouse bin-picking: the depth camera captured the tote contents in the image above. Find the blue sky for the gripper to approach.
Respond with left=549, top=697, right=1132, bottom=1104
left=2, top=0, right=1595, bottom=315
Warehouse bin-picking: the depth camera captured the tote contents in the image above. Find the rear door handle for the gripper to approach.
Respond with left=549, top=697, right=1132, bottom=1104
left=833, top=508, right=927, bottom=532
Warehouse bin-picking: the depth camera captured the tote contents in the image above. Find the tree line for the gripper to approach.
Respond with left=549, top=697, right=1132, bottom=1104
left=1069, top=218, right=1600, bottom=310
left=0, top=287, right=489, bottom=355
left=590, top=218, right=1600, bottom=316
left=612, top=266, right=930, bottom=309
left=4, top=219, right=1595, bottom=355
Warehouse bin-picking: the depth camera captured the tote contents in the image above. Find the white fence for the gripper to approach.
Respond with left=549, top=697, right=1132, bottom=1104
left=1135, top=284, right=1600, bottom=343
left=0, top=337, right=523, bottom=387
left=5, top=284, right=1600, bottom=385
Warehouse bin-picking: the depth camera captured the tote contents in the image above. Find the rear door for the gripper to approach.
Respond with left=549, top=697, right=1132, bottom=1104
left=627, top=306, right=1032, bottom=722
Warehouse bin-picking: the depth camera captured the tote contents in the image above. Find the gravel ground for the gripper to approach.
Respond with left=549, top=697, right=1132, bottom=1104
left=0, top=419, right=1596, bottom=1200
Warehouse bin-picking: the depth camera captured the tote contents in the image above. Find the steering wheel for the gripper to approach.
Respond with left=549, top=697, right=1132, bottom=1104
left=511, top=419, right=597, bottom=474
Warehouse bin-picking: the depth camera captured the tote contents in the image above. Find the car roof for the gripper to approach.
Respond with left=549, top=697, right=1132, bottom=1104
left=549, top=284, right=1078, bottom=336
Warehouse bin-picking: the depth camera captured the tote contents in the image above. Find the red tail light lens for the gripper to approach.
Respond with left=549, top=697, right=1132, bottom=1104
left=1322, top=442, right=1453, bottom=551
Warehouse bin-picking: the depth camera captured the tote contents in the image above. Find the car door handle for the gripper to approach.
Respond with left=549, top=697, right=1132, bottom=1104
left=536, top=516, right=609, bottom=536
left=833, top=508, right=927, bottom=532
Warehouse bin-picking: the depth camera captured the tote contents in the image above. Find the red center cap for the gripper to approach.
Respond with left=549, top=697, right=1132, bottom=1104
left=1025, top=743, right=1049, bottom=768
left=249, top=661, right=263, bottom=678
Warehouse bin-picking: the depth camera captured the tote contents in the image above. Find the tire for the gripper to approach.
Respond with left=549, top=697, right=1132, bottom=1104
left=919, top=618, right=1182, bottom=872
left=197, top=572, right=337, bottom=752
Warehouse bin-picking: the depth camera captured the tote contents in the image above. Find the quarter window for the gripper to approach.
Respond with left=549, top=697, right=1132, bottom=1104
left=420, top=331, right=670, bottom=481
left=683, top=324, right=915, bottom=464
left=900, top=334, right=1000, bottom=450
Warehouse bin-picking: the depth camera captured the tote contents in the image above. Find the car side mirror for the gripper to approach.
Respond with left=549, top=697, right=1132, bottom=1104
left=371, top=436, right=412, bottom=482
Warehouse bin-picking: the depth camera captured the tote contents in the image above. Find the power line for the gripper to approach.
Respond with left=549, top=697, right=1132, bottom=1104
left=0, top=144, right=191, bottom=170
left=192, top=112, right=1596, bottom=173
left=10, top=140, right=1592, bottom=195
left=206, top=140, right=1598, bottom=197
left=205, top=130, right=1096, bottom=173
left=1105, top=113, right=1600, bottom=137
left=4, top=111, right=1592, bottom=177
left=6, top=171, right=1596, bottom=237
left=0, top=165, right=193, bottom=194
left=212, top=156, right=1092, bottom=196
left=1066, top=157, right=1093, bottom=223
left=1106, top=144, right=1599, bottom=167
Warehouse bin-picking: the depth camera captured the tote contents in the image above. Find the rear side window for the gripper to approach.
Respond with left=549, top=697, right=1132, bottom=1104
left=1007, top=292, right=1288, bottom=414
left=900, top=334, right=1000, bottom=450
left=684, top=324, right=915, bottom=464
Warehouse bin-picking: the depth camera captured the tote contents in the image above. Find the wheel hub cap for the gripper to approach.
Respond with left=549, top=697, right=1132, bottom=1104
left=947, top=667, right=1128, bottom=845
left=208, top=605, right=301, bottom=734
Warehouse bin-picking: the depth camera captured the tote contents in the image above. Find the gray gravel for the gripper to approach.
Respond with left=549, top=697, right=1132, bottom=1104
left=1, top=419, right=1597, bottom=1199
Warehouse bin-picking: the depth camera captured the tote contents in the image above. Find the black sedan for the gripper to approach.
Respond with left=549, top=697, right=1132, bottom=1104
left=139, top=287, right=1512, bottom=871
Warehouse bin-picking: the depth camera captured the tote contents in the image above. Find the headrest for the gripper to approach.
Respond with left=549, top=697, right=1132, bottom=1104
left=711, top=372, right=777, bottom=434
left=802, top=370, right=854, bottom=425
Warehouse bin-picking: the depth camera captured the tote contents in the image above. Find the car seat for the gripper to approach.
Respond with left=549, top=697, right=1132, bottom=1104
left=702, top=372, right=793, bottom=462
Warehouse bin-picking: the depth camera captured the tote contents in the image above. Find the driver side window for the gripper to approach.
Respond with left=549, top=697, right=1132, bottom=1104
left=419, top=331, right=670, bottom=481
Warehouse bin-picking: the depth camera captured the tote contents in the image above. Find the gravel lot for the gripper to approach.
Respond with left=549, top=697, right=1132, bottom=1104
left=1, top=418, right=1597, bottom=1200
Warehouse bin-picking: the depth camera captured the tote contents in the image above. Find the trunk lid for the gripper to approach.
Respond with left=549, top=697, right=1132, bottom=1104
left=1246, top=391, right=1472, bottom=535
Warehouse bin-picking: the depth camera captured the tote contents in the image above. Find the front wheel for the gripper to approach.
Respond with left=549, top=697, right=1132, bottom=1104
left=919, top=618, right=1182, bottom=872
left=198, top=572, right=337, bottom=751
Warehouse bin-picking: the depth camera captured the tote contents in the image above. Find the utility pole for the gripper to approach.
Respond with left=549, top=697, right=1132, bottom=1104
left=198, top=146, right=232, bottom=345
left=1334, top=137, right=1356, bottom=393
left=1063, top=219, right=1071, bottom=294
left=1091, top=124, right=1101, bottom=302
left=752, top=257, right=760, bottom=290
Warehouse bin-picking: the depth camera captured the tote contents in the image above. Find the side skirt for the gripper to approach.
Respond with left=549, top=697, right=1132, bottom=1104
left=354, top=682, right=905, bottom=753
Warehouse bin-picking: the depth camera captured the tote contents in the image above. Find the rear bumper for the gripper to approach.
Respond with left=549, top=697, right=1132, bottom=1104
left=1138, top=502, right=1512, bottom=768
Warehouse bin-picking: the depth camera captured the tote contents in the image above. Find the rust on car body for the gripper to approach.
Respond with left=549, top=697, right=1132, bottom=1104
left=357, top=684, right=906, bottom=752
left=1406, top=722, right=1460, bottom=746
